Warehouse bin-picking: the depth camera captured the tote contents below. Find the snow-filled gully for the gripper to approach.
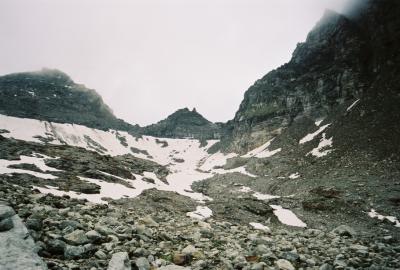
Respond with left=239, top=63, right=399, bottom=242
left=0, top=114, right=307, bottom=227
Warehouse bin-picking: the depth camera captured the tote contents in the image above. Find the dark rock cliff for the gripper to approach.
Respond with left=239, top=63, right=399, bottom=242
left=219, top=0, right=400, bottom=153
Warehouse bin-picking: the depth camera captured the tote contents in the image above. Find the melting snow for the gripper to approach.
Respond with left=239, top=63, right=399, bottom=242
left=308, top=133, right=333, bottom=157
left=213, top=166, right=257, bottom=178
left=238, top=186, right=252, bottom=193
left=236, top=185, right=280, bottom=200
left=368, top=209, right=400, bottom=227
left=299, top=124, right=330, bottom=144
left=0, top=114, right=294, bottom=205
left=315, top=119, right=324, bottom=126
left=270, top=205, right=307, bottom=227
left=347, top=99, right=360, bottom=112
left=186, top=206, right=213, bottom=220
left=0, top=155, right=60, bottom=179
left=199, top=151, right=237, bottom=171
left=242, top=138, right=281, bottom=158
left=249, top=222, right=270, bottom=232
left=253, top=192, right=280, bottom=201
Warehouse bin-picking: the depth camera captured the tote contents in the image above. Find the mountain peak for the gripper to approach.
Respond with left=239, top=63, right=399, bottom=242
left=0, top=69, right=138, bottom=132
left=143, top=107, right=220, bottom=139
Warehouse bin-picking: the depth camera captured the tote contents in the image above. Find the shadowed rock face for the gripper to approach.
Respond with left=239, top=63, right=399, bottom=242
left=219, top=0, right=400, bottom=153
left=142, top=107, right=221, bottom=140
left=0, top=69, right=139, bottom=133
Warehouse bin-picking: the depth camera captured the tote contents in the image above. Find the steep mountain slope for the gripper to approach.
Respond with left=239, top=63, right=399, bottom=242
left=142, top=107, right=221, bottom=140
left=219, top=0, right=399, bottom=155
left=0, top=68, right=139, bottom=132
left=201, top=0, right=400, bottom=234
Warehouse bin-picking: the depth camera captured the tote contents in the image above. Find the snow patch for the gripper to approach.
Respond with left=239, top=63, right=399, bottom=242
left=213, top=166, right=257, bottom=178
left=199, top=151, right=237, bottom=171
left=238, top=186, right=252, bottom=193
left=186, top=206, right=213, bottom=220
left=0, top=155, right=60, bottom=179
left=308, top=133, right=333, bottom=157
left=315, top=119, right=324, bottom=126
left=0, top=114, right=264, bottom=202
left=368, top=209, right=400, bottom=227
left=299, top=124, right=330, bottom=144
left=270, top=205, right=307, bottom=227
left=347, top=99, right=360, bottom=112
left=253, top=192, right=280, bottom=201
left=289, top=172, right=300, bottom=179
left=242, top=138, right=281, bottom=158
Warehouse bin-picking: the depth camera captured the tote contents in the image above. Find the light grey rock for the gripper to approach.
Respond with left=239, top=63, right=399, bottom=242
left=319, top=263, right=334, bottom=270
left=135, top=257, right=150, bottom=270
left=349, top=244, right=368, bottom=252
left=251, top=262, right=267, bottom=270
left=275, top=259, right=295, bottom=270
left=64, top=245, right=86, bottom=259
left=64, top=229, right=90, bottom=245
left=95, top=224, right=115, bottom=236
left=182, top=245, right=197, bottom=255
left=86, top=230, right=102, bottom=242
left=107, top=252, right=131, bottom=270
left=0, top=212, right=47, bottom=269
left=331, top=225, right=356, bottom=237
left=95, top=250, right=108, bottom=260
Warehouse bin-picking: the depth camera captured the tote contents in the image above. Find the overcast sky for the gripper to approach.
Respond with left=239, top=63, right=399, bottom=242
left=0, top=0, right=357, bottom=126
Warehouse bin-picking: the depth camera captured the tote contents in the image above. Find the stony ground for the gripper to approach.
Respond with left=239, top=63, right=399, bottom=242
left=1, top=179, right=399, bottom=270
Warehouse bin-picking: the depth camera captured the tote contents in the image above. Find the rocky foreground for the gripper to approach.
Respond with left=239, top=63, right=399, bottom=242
left=1, top=180, right=399, bottom=270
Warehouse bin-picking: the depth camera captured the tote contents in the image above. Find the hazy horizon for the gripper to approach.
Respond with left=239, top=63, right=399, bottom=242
left=0, top=0, right=359, bottom=126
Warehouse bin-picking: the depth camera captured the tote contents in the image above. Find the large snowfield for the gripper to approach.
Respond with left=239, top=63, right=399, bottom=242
left=0, top=114, right=309, bottom=226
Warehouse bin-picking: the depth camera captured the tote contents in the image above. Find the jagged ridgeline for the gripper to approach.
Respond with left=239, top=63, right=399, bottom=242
left=0, top=68, right=140, bottom=133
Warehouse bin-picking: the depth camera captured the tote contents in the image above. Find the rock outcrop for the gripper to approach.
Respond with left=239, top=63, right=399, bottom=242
left=143, top=108, right=221, bottom=140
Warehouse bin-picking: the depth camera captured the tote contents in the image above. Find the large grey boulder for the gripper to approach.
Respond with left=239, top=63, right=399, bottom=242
left=0, top=205, right=47, bottom=270
left=107, top=252, right=131, bottom=270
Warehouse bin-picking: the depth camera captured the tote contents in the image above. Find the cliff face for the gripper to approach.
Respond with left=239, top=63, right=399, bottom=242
left=142, top=107, right=221, bottom=140
left=222, top=0, right=399, bottom=153
left=0, top=69, right=139, bottom=132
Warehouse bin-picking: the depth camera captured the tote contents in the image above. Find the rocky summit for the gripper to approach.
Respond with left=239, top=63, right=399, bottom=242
left=142, top=108, right=221, bottom=140
left=0, top=0, right=400, bottom=270
left=0, top=69, right=139, bottom=132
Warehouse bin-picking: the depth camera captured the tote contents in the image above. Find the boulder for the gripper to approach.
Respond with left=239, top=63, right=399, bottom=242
left=331, top=225, right=356, bottom=237
left=0, top=218, right=14, bottom=232
left=275, top=259, right=295, bottom=270
left=0, top=205, right=15, bottom=220
left=135, top=257, right=150, bottom=270
left=64, top=230, right=90, bottom=245
left=107, top=252, right=131, bottom=270
left=0, top=208, right=47, bottom=269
